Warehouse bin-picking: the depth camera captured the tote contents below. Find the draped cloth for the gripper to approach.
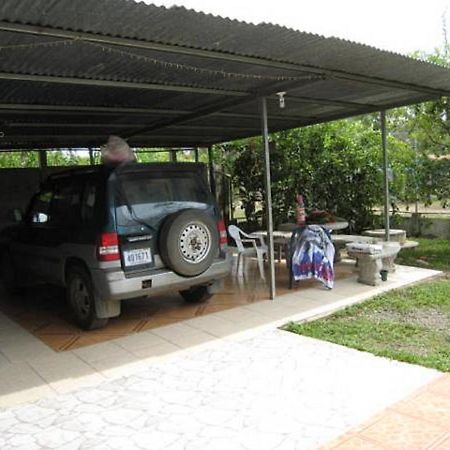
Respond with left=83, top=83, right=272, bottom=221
left=291, top=225, right=335, bottom=289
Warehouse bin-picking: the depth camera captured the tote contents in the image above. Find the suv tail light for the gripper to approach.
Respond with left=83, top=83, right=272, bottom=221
left=217, top=219, right=228, bottom=248
left=97, top=232, right=120, bottom=261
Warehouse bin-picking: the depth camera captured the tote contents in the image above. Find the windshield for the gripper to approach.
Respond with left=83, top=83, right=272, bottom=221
left=113, top=172, right=211, bottom=228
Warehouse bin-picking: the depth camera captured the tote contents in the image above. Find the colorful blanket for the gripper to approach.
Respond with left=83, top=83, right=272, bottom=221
left=291, top=225, right=335, bottom=289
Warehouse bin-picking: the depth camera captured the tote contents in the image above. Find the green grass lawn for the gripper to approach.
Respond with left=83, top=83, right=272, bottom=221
left=286, top=280, right=450, bottom=371
left=396, top=238, right=450, bottom=272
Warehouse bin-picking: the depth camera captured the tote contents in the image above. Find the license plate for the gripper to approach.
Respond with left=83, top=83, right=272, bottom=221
left=123, top=248, right=152, bottom=267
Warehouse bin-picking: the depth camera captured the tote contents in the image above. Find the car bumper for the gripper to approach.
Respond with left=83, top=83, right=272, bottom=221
left=91, top=253, right=232, bottom=302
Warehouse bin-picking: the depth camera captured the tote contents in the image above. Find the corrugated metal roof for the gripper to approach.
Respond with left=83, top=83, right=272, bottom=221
left=0, top=0, right=449, bottom=148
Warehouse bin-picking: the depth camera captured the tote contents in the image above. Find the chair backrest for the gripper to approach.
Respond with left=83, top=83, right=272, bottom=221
left=279, top=222, right=297, bottom=232
left=228, top=225, right=245, bottom=252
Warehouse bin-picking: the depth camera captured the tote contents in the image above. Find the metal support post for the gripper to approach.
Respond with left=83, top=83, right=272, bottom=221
left=169, top=149, right=177, bottom=162
left=88, top=148, right=95, bottom=165
left=380, top=110, right=390, bottom=241
left=261, top=97, right=276, bottom=299
left=38, top=150, right=47, bottom=182
left=207, top=145, right=216, bottom=198
left=194, top=147, right=199, bottom=163
left=38, top=149, right=47, bottom=167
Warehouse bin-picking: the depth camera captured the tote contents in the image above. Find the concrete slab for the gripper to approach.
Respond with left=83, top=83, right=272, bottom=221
left=0, top=263, right=441, bottom=409
left=0, top=329, right=440, bottom=449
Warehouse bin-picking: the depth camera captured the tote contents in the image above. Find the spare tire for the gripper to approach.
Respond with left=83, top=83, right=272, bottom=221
left=159, top=209, right=218, bottom=277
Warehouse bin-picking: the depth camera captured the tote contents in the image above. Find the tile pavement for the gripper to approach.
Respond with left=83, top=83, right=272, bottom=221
left=0, top=262, right=445, bottom=449
left=323, top=374, right=450, bottom=450
left=0, top=329, right=442, bottom=450
left=0, top=263, right=441, bottom=405
left=0, top=260, right=353, bottom=352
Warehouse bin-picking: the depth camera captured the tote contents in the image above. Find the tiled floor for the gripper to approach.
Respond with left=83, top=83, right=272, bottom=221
left=0, top=259, right=446, bottom=448
left=0, top=259, right=442, bottom=409
left=0, top=329, right=443, bottom=450
left=323, top=373, right=450, bottom=450
left=0, top=260, right=354, bottom=351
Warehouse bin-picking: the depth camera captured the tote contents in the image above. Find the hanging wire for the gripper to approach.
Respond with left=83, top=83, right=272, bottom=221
left=0, top=39, right=75, bottom=51
left=82, top=40, right=318, bottom=82
left=0, top=37, right=323, bottom=83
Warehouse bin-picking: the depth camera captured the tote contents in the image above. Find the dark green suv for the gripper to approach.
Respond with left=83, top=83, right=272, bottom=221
left=0, top=163, right=231, bottom=329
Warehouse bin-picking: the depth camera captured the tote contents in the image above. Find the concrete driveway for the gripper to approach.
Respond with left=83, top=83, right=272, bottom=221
left=0, top=328, right=446, bottom=449
left=0, top=263, right=447, bottom=449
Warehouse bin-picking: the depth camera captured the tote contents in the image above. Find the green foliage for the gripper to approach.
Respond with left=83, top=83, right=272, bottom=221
left=0, top=151, right=39, bottom=168
left=136, top=148, right=208, bottom=163
left=391, top=46, right=450, bottom=207
left=137, top=150, right=171, bottom=163
left=46, top=150, right=90, bottom=166
left=223, top=120, right=387, bottom=232
left=0, top=150, right=90, bottom=167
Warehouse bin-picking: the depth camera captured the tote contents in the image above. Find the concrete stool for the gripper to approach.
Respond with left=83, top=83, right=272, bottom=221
left=346, top=242, right=401, bottom=286
left=381, top=242, right=402, bottom=273
left=332, top=235, right=376, bottom=262
left=347, top=250, right=383, bottom=286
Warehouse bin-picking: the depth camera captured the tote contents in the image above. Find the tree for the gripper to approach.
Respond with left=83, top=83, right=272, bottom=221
left=0, top=151, right=39, bottom=168
left=222, top=120, right=390, bottom=232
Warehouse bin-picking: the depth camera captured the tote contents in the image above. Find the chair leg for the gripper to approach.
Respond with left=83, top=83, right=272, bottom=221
left=236, top=253, right=242, bottom=276
left=256, top=250, right=266, bottom=280
left=288, top=252, right=293, bottom=289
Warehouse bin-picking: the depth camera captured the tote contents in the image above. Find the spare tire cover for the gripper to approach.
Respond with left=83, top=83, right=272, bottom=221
left=159, top=209, right=218, bottom=277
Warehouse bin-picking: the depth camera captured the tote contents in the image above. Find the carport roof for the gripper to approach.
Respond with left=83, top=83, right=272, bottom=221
left=1, top=0, right=450, bottom=149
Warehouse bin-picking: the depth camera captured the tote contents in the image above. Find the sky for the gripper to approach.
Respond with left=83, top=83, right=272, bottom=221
left=147, top=0, right=450, bottom=56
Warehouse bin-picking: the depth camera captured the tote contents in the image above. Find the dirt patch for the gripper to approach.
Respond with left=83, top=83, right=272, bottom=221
left=366, top=307, right=450, bottom=331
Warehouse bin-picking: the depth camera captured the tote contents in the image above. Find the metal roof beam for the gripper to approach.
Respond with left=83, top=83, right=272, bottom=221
left=124, top=77, right=323, bottom=137
left=0, top=134, right=230, bottom=140
left=0, top=147, right=198, bottom=153
left=0, top=21, right=449, bottom=97
left=6, top=122, right=150, bottom=128
left=0, top=143, right=207, bottom=149
left=6, top=122, right=258, bottom=132
left=0, top=103, right=311, bottom=121
left=214, top=111, right=312, bottom=121
left=285, top=95, right=377, bottom=109
left=0, top=103, right=188, bottom=115
left=0, top=72, right=247, bottom=97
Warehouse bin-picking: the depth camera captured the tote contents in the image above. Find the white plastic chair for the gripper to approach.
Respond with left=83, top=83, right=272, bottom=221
left=228, top=225, right=268, bottom=280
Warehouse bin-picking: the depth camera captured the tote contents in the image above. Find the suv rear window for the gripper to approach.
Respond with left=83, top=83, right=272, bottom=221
left=114, top=172, right=211, bottom=228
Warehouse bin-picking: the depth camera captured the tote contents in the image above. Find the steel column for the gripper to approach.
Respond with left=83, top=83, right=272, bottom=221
left=38, top=149, right=47, bottom=182
left=194, top=148, right=199, bottom=162
left=261, top=97, right=276, bottom=300
left=380, top=110, right=390, bottom=241
left=88, top=148, right=95, bottom=165
left=207, top=145, right=216, bottom=198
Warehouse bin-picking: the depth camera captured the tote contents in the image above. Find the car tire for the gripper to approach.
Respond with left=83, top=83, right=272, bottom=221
left=180, top=285, right=212, bottom=303
left=159, top=209, right=218, bottom=277
left=66, top=265, right=108, bottom=330
left=1, top=251, right=21, bottom=294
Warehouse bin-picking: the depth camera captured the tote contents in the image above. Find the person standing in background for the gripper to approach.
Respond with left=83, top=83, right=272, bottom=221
left=101, top=136, right=136, bottom=165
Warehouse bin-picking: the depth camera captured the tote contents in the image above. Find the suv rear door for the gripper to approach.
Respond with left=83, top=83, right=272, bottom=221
left=110, top=163, right=216, bottom=275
